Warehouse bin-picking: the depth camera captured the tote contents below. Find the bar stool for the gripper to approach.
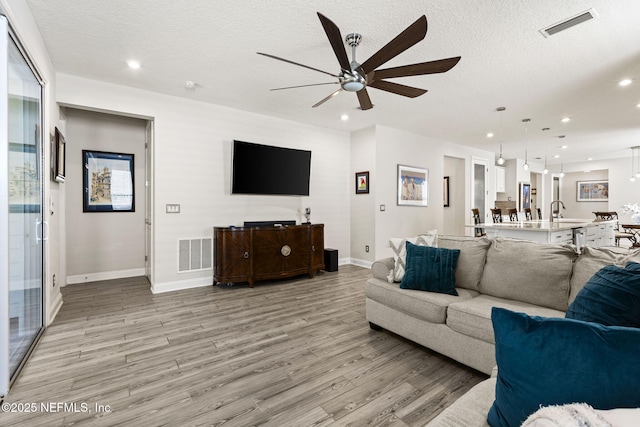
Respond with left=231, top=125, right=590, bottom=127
left=524, top=208, right=532, bottom=221
left=537, top=208, right=542, bottom=220
left=490, top=208, right=503, bottom=223
left=507, top=208, right=519, bottom=222
left=471, top=208, right=486, bottom=237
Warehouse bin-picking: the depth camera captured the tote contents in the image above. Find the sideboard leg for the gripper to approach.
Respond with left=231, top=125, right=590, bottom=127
left=369, top=322, right=383, bottom=331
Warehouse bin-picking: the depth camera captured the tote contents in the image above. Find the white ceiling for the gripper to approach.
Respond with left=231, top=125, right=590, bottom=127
left=24, top=0, right=640, bottom=166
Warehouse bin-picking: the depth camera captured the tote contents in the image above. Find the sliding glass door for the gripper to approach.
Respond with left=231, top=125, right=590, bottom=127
left=1, top=15, right=45, bottom=396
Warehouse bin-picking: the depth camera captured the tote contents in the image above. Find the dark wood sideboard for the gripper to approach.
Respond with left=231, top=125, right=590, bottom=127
left=214, top=224, right=325, bottom=287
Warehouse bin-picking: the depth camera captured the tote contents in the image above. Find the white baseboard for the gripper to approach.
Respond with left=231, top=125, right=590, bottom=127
left=47, top=292, right=63, bottom=326
left=151, top=276, right=213, bottom=294
left=66, top=268, right=146, bottom=285
left=349, top=258, right=373, bottom=268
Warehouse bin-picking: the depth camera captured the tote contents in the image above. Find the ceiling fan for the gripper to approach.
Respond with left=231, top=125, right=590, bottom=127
left=257, top=12, right=461, bottom=110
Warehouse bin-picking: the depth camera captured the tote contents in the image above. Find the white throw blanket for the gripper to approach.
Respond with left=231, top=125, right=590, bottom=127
left=522, top=403, right=611, bottom=427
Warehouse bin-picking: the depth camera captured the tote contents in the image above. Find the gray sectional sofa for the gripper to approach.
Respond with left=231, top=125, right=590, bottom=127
left=365, top=236, right=640, bottom=425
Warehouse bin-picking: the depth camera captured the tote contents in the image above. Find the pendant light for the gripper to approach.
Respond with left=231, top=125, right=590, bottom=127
left=559, top=161, right=565, bottom=178
left=635, top=146, right=640, bottom=179
left=542, top=128, right=549, bottom=174
left=497, top=107, right=506, bottom=165
left=522, top=118, right=530, bottom=170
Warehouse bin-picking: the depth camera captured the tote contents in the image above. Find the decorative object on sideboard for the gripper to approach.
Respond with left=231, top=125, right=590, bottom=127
left=397, top=164, right=429, bottom=207
left=82, top=150, right=135, bottom=212
left=304, top=207, right=311, bottom=224
left=355, top=171, right=369, bottom=194
left=53, top=127, right=66, bottom=183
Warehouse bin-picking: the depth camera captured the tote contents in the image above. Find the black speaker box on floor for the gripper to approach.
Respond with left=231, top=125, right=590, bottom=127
left=324, top=248, right=338, bottom=272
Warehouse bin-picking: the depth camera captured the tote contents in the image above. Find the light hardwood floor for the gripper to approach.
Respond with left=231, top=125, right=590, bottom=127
left=2, top=266, right=485, bottom=426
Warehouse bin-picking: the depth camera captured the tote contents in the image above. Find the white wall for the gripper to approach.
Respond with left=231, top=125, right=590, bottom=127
left=371, top=125, right=495, bottom=259
left=1, top=0, right=61, bottom=325
left=56, top=73, right=351, bottom=293
left=561, top=169, right=608, bottom=218
left=350, top=126, right=376, bottom=264
left=64, top=108, right=147, bottom=282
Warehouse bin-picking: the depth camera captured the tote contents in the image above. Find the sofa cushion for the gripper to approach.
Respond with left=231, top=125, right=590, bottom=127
left=389, top=230, right=437, bottom=282
left=487, top=308, right=640, bottom=427
left=566, top=262, right=640, bottom=327
left=437, top=235, right=491, bottom=291
left=365, top=278, right=478, bottom=324
left=426, top=377, right=495, bottom=427
left=479, top=238, right=577, bottom=311
left=400, top=243, right=460, bottom=296
left=569, top=245, right=640, bottom=304
left=446, top=295, right=565, bottom=344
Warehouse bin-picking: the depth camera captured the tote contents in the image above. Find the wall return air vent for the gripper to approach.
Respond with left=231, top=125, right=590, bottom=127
left=540, top=8, right=598, bottom=37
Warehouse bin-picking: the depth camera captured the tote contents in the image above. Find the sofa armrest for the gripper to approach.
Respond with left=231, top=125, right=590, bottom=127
left=371, top=257, right=395, bottom=282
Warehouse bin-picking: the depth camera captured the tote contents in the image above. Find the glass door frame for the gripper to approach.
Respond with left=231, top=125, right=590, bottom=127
left=0, top=14, right=46, bottom=397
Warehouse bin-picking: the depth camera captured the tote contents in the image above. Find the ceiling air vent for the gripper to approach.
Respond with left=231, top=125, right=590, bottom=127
left=540, top=8, right=598, bottom=37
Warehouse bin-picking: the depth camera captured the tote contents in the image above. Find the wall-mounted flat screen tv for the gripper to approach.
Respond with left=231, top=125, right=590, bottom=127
left=232, top=140, right=312, bottom=196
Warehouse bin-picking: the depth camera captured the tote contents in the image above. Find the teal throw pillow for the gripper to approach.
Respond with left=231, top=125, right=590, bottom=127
left=566, top=261, right=640, bottom=327
left=399, top=242, right=459, bottom=296
left=487, top=307, right=640, bottom=427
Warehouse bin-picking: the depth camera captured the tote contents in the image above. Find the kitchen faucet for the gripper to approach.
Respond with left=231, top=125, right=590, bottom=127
left=549, top=200, right=565, bottom=222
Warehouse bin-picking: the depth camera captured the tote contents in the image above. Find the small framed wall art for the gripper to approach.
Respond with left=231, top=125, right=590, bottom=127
left=83, top=150, right=135, bottom=212
left=355, top=171, right=369, bottom=194
left=53, top=127, right=66, bottom=183
left=576, top=180, right=608, bottom=202
left=443, top=176, right=450, bottom=207
left=397, top=164, right=429, bottom=206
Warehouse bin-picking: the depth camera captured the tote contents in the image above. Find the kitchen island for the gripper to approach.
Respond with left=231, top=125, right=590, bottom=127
left=472, top=219, right=616, bottom=248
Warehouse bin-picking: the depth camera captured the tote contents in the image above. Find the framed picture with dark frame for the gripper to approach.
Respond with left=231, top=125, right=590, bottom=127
left=83, top=150, right=135, bottom=212
left=443, top=176, right=450, bottom=207
left=53, top=127, right=66, bottom=183
left=355, top=171, right=369, bottom=194
left=397, top=164, right=429, bottom=206
left=519, top=182, right=531, bottom=211
left=576, top=180, right=609, bottom=202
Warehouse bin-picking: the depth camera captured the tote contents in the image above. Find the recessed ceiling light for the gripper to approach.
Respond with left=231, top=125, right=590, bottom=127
left=560, top=145, right=568, bottom=149
left=561, top=117, right=570, bottom=123
left=554, top=154, right=560, bottom=158
left=126, top=60, right=141, bottom=69
left=486, top=132, right=494, bottom=138
left=340, top=114, right=349, bottom=121
left=636, top=102, right=640, bottom=108
left=587, top=157, right=593, bottom=161
left=185, top=80, right=196, bottom=89
left=619, top=78, right=632, bottom=86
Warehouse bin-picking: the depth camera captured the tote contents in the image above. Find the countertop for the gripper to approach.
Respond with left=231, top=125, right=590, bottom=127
left=471, top=219, right=613, bottom=232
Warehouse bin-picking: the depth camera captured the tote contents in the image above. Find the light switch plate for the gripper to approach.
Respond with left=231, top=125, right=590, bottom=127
left=166, top=204, right=180, bottom=213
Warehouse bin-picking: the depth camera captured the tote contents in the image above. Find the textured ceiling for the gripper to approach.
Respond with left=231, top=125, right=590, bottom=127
left=25, top=0, right=640, bottom=166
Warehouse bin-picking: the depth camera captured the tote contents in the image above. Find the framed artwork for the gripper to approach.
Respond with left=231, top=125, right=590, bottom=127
left=355, top=171, right=369, bottom=194
left=9, top=142, right=40, bottom=213
left=83, top=150, right=135, bottom=212
left=443, top=176, right=450, bottom=207
left=53, top=127, right=66, bottom=183
left=519, top=182, right=531, bottom=211
left=397, top=164, right=428, bottom=206
left=577, top=180, right=609, bottom=202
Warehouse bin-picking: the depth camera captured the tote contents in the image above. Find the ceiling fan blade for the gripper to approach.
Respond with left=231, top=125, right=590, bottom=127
left=369, top=80, right=427, bottom=98
left=312, top=88, right=343, bottom=108
left=361, top=15, right=427, bottom=74
left=357, top=89, right=373, bottom=110
left=257, top=52, right=338, bottom=78
left=317, top=13, right=351, bottom=71
left=270, top=82, right=339, bottom=91
left=373, top=56, right=461, bottom=80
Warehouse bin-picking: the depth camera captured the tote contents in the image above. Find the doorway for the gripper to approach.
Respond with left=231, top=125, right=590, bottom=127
left=472, top=157, right=489, bottom=228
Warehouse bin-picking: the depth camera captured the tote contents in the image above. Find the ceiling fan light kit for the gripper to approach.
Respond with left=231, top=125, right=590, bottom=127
left=258, top=12, right=461, bottom=110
